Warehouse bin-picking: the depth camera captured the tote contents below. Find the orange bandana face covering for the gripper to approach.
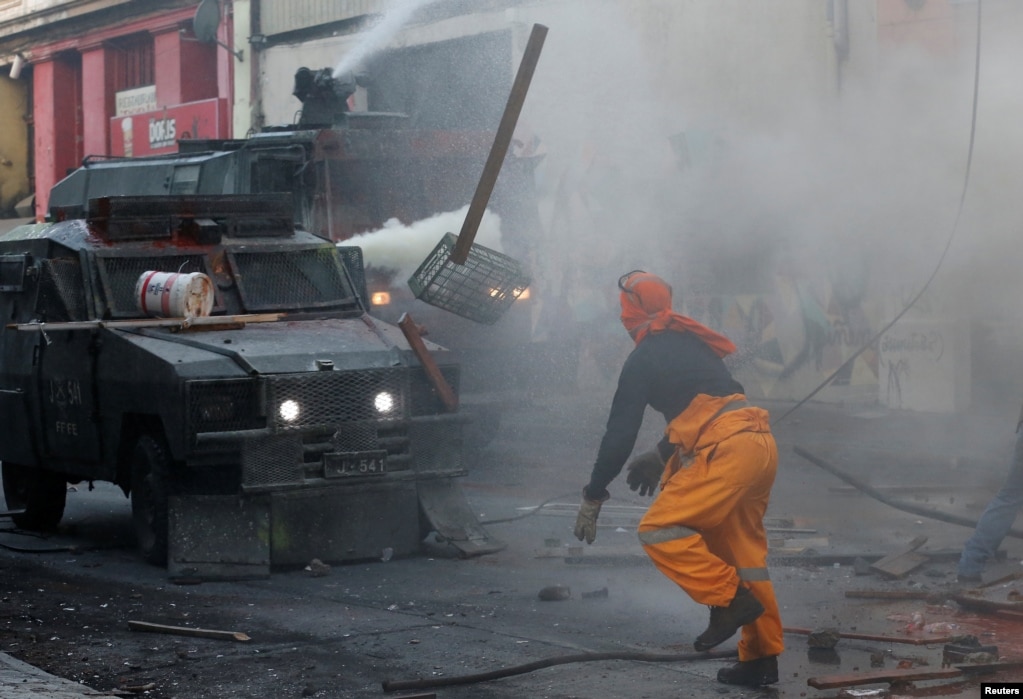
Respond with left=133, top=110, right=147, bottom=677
left=618, top=271, right=737, bottom=358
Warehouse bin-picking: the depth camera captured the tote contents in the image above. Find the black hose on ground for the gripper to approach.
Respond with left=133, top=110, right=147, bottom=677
left=381, top=648, right=737, bottom=692
left=793, top=445, right=1023, bottom=539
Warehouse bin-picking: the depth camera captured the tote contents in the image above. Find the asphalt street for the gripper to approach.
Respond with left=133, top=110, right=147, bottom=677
left=1, top=385, right=1022, bottom=698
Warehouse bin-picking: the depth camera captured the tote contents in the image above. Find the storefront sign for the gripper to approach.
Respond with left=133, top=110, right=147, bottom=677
left=110, top=98, right=228, bottom=157
left=115, top=85, right=157, bottom=116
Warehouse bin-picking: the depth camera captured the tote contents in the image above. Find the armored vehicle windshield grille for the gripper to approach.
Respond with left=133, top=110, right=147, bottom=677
left=229, top=247, right=357, bottom=312
left=37, top=258, right=87, bottom=321
left=96, top=254, right=213, bottom=318
left=188, top=380, right=263, bottom=434
left=267, top=368, right=406, bottom=431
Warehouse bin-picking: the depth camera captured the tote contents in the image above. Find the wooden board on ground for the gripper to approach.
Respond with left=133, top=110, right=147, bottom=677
left=869, top=535, right=928, bottom=579
left=952, top=594, right=1023, bottom=618
left=807, top=666, right=962, bottom=689
left=128, top=620, right=251, bottom=642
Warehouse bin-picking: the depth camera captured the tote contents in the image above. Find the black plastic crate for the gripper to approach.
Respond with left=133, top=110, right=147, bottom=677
left=408, top=233, right=531, bottom=325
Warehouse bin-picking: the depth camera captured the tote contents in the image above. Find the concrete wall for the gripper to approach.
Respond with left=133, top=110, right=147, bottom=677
left=0, top=75, right=29, bottom=213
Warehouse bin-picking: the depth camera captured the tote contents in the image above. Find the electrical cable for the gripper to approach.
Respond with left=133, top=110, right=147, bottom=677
left=381, top=648, right=737, bottom=692
left=775, top=0, right=984, bottom=425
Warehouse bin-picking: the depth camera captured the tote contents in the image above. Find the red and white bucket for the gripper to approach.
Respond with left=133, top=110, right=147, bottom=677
left=135, top=271, right=214, bottom=318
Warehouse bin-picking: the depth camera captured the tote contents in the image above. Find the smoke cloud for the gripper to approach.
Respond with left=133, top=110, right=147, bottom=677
left=347, top=206, right=503, bottom=285
left=308, top=1, right=1023, bottom=411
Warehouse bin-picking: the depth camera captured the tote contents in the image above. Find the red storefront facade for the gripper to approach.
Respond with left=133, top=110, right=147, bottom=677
left=29, top=4, right=233, bottom=219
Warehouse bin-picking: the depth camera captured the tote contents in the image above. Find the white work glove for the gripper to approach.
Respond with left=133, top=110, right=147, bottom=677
left=574, top=488, right=609, bottom=545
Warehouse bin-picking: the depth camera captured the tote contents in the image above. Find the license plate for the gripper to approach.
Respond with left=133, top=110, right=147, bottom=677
left=324, top=451, right=387, bottom=477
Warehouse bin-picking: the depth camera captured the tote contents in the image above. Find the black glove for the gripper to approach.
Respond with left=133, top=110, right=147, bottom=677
left=625, top=450, right=665, bottom=496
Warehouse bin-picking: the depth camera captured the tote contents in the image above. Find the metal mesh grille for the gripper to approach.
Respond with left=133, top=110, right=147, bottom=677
left=229, top=247, right=355, bottom=311
left=408, top=233, right=531, bottom=325
left=336, top=245, right=369, bottom=308
left=331, top=422, right=379, bottom=452
left=37, top=258, right=87, bottom=321
left=409, top=421, right=463, bottom=473
left=96, top=254, right=210, bottom=318
left=188, top=380, right=261, bottom=433
left=267, top=369, right=406, bottom=431
left=242, top=435, right=303, bottom=486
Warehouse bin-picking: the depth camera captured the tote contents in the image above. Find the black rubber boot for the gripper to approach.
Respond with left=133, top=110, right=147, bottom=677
left=693, top=586, right=765, bottom=651
left=717, top=655, right=779, bottom=686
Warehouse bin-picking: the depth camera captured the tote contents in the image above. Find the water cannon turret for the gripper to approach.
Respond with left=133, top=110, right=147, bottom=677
left=293, top=67, right=366, bottom=127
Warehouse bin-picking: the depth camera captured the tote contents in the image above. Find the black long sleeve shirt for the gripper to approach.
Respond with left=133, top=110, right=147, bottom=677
left=584, top=330, right=744, bottom=499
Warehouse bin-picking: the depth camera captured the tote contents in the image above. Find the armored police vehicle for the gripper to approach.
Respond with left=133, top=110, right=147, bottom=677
left=0, top=193, right=499, bottom=576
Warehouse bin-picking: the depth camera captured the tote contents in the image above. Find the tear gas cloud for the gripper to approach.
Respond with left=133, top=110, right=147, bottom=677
left=331, top=1, right=1023, bottom=411
left=348, top=206, right=503, bottom=284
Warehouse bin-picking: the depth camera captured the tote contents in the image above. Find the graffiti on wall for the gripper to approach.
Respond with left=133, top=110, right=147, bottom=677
left=684, top=268, right=881, bottom=401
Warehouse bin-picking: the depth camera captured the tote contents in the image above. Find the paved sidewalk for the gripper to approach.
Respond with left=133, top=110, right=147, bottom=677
left=0, top=652, right=113, bottom=698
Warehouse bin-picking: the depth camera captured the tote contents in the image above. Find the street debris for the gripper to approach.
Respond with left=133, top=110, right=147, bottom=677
left=869, top=536, right=929, bottom=579
left=807, top=627, right=841, bottom=649
left=305, top=558, right=331, bottom=577
left=952, top=592, right=1023, bottom=620
left=837, top=689, right=887, bottom=699
left=127, top=620, right=251, bottom=642
left=942, top=636, right=999, bottom=666
left=115, top=682, right=157, bottom=694
left=537, top=585, right=571, bottom=601
left=785, top=626, right=960, bottom=646
left=807, top=666, right=962, bottom=690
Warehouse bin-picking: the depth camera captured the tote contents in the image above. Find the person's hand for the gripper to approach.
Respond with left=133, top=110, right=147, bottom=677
left=625, top=450, right=664, bottom=496
left=573, top=489, right=609, bottom=544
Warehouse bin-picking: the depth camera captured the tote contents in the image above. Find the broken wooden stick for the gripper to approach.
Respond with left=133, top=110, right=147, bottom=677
left=807, top=666, right=962, bottom=689
left=977, top=570, right=1023, bottom=589
left=952, top=594, right=1023, bottom=620
left=784, top=626, right=959, bottom=646
left=845, top=589, right=941, bottom=602
left=398, top=312, right=458, bottom=412
left=127, top=619, right=251, bottom=642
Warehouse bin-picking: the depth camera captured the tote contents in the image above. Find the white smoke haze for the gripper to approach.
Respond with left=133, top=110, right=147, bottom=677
left=302, top=0, right=1023, bottom=407
left=347, top=205, right=503, bottom=285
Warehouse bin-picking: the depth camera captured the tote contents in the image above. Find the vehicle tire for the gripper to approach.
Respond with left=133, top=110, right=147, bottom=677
left=1, top=462, right=67, bottom=531
left=130, top=434, right=172, bottom=566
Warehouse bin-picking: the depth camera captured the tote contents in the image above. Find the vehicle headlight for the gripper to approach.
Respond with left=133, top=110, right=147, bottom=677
left=373, top=391, right=396, bottom=415
left=279, top=399, right=301, bottom=423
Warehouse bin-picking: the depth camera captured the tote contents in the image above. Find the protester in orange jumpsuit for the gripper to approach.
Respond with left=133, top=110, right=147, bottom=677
left=574, top=270, right=783, bottom=687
